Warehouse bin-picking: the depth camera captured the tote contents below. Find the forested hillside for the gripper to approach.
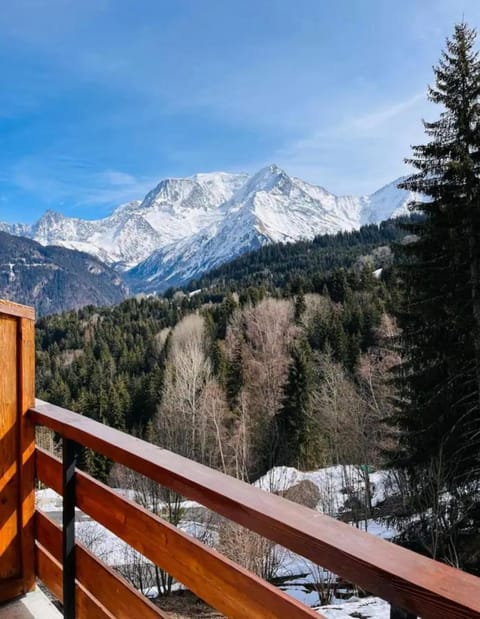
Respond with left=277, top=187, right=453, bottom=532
left=0, top=231, right=128, bottom=315
left=183, top=217, right=409, bottom=294
left=36, top=263, right=396, bottom=484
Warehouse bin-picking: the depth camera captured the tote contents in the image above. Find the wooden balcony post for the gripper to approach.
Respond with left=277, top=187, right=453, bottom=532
left=0, top=300, right=36, bottom=603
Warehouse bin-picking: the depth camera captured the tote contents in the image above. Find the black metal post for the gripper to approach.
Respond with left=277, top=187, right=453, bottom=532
left=62, top=439, right=77, bottom=619
left=390, top=606, right=417, bottom=619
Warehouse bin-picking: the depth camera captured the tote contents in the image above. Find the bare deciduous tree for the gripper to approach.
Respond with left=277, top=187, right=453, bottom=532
left=225, top=299, right=297, bottom=475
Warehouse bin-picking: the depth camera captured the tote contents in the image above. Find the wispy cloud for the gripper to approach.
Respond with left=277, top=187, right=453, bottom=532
left=11, top=158, right=156, bottom=214
left=1, top=0, right=479, bottom=222
left=274, top=92, right=433, bottom=194
left=347, top=92, right=427, bottom=134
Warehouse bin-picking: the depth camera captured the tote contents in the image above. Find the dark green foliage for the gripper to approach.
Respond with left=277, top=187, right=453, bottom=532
left=35, top=296, right=188, bottom=478
left=185, top=218, right=407, bottom=295
left=305, top=287, right=386, bottom=373
left=391, top=23, right=480, bottom=568
left=275, top=340, right=314, bottom=468
left=226, top=338, right=244, bottom=410
left=294, top=293, right=306, bottom=323
left=394, top=23, right=480, bottom=482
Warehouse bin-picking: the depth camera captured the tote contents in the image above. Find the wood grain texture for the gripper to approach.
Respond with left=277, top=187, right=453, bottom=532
left=32, top=403, right=480, bottom=619
left=35, top=448, right=322, bottom=619
left=0, top=309, right=36, bottom=601
left=35, top=541, right=62, bottom=601
left=0, top=577, right=25, bottom=602
left=18, top=317, right=36, bottom=593
left=0, top=299, right=35, bottom=321
left=0, top=315, right=20, bottom=586
left=35, top=509, right=166, bottom=619
left=35, top=542, right=115, bottom=619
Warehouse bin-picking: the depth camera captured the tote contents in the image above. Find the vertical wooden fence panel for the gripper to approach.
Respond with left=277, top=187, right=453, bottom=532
left=0, top=300, right=35, bottom=602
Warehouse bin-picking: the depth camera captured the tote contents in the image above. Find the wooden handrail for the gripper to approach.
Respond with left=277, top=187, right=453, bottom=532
left=35, top=542, right=115, bottom=618
left=0, top=298, right=35, bottom=320
left=30, top=399, right=480, bottom=619
left=36, top=448, right=320, bottom=619
left=35, top=510, right=166, bottom=619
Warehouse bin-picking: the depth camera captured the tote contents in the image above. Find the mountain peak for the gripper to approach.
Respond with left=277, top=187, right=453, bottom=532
left=33, top=210, right=67, bottom=236
left=39, top=209, right=65, bottom=221
left=141, top=170, right=247, bottom=213
left=257, top=163, right=287, bottom=178
left=4, top=165, right=417, bottom=292
left=245, top=164, right=291, bottom=194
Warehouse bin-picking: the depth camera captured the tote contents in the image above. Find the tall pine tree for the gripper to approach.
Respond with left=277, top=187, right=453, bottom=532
left=274, top=339, right=313, bottom=468
left=394, top=23, right=480, bottom=516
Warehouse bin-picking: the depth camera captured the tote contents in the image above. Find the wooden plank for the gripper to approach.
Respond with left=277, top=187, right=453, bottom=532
left=32, top=403, right=480, bottom=619
left=0, top=299, right=35, bottom=321
left=18, top=317, right=36, bottom=593
left=0, top=578, right=25, bottom=602
left=36, top=448, right=321, bottom=619
left=35, top=542, right=115, bottom=619
left=35, top=509, right=166, bottom=619
left=0, top=309, right=36, bottom=601
left=76, top=586, right=116, bottom=619
left=0, top=315, right=20, bottom=587
left=35, top=542, right=63, bottom=600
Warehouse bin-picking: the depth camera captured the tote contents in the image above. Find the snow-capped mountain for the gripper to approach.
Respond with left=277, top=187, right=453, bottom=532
left=0, top=165, right=418, bottom=291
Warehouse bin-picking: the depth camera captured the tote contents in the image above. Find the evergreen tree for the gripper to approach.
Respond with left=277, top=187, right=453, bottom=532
left=294, top=292, right=307, bottom=324
left=226, top=338, right=244, bottom=410
left=275, top=340, right=313, bottom=468
left=394, top=24, right=480, bottom=513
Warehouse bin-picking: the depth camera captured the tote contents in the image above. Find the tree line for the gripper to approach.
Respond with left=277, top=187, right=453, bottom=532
left=36, top=266, right=393, bottom=484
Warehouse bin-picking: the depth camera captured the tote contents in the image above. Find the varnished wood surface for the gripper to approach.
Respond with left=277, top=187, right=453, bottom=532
left=35, top=509, right=166, bottom=619
left=0, top=316, right=20, bottom=587
left=0, top=308, right=36, bottom=601
left=0, top=300, right=35, bottom=321
left=35, top=542, right=115, bottom=619
left=0, top=578, right=26, bottom=603
left=32, top=402, right=480, bottom=619
left=36, top=448, right=322, bottom=619
left=18, top=317, right=36, bottom=592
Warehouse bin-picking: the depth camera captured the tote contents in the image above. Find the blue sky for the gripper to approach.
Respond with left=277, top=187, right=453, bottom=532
left=1, top=0, right=480, bottom=223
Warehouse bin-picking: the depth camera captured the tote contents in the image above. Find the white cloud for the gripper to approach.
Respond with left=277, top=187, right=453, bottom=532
left=347, top=92, right=427, bottom=134
left=98, top=170, right=138, bottom=187
left=11, top=159, right=157, bottom=213
left=274, top=91, right=434, bottom=194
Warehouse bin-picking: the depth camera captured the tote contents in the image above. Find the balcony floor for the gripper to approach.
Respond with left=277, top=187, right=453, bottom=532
left=0, top=588, right=61, bottom=618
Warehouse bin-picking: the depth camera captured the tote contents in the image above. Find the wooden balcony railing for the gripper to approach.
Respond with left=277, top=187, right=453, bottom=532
left=1, top=299, right=480, bottom=619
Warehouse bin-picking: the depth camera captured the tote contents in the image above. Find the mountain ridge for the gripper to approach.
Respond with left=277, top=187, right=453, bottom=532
left=0, top=165, right=418, bottom=291
left=0, top=231, right=128, bottom=315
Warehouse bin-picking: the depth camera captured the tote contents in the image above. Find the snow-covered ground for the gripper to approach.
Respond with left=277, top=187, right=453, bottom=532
left=36, top=463, right=396, bottom=617
left=255, top=464, right=392, bottom=521
left=318, top=596, right=390, bottom=618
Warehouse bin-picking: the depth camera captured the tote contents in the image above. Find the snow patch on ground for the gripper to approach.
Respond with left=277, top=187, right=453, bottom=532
left=317, top=596, right=390, bottom=618
left=255, top=464, right=390, bottom=516
left=36, top=462, right=396, bottom=615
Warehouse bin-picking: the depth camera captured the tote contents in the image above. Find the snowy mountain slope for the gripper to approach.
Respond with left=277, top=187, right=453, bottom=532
left=1, top=165, right=419, bottom=291
left=127, top=166, right=418, bottom=291
left=359, top=176, right=414, bottom=225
